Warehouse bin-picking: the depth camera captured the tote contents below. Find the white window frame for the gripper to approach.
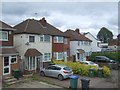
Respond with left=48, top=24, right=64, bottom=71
left=0, top=31, right=8, bottom=41
left=26, top=56, right=36, bottom=70
left=54, top=52, right=63, bottom=60
left=3, top=56, right=11, bottom=75
left=64, top=38, right=68, bottom=44
left=54, top=36, right=63, bottom=43
left=10, top=55, right=17, bottom=64
left=44, top=53, right=51, bottom=61
left=40, top=35, right=51, bottom=42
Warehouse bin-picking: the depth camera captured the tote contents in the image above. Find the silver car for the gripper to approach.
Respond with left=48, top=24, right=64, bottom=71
left=40, top=65, right=73, bottom=81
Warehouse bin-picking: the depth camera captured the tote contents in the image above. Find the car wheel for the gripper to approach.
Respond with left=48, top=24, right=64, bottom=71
left=58, top=74, right=64, bottom=81
left=40, top=71, right=45, bottom=76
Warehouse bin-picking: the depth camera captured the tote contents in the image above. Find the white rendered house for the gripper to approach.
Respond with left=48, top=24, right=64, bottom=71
left=65, top=29, right=92, bottom=61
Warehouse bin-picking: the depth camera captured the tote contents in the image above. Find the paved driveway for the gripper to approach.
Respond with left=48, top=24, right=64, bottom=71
left=34, top=70, right=119, bottom=88
left=4, top=70, right=119, bottom=88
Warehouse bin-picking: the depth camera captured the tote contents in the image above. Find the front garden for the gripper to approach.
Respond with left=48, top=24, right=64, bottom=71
left=52, top=58, right=110, bottom=78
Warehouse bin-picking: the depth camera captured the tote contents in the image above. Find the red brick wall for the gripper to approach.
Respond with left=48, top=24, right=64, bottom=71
left=52, top=36, right=71, bottom=61
left=10, top=56, right=20, bottom=73
left=1, top=30, right=13, bottom=46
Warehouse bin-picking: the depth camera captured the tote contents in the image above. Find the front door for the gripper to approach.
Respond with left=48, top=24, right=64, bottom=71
left=3, top=56, right=10, bottom=75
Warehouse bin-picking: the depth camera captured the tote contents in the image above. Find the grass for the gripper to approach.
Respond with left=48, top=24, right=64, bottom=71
left=90, top=52, right=120, bottom=62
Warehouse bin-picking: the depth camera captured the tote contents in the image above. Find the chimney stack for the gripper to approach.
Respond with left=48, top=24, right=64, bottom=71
left=75, top=28, right=80, bottom=33
left=40, top=17, right=47, bottom=26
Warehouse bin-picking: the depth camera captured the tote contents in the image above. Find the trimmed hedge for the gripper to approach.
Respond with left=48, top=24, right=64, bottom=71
left=52, top=59, right=110, bottom=77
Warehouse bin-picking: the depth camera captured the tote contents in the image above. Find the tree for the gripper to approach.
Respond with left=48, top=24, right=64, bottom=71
left=97, top=27, right=113, bottom=43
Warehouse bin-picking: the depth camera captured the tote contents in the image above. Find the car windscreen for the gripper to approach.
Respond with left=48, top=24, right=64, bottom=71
left=63, top=67, right=71, bottom=71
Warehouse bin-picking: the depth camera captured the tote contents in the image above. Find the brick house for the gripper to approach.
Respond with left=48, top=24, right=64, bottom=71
left=0, top=21, right=20, bottom=78
left=108, top=34, right=120, bottom=51
left=64, top=29, right=92, bottom=61
left=13, top=17, right=70, bottom=73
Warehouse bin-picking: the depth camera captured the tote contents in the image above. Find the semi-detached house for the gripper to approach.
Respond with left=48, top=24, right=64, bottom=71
left=13, top=17, right=70, bottom=73
left=65, top=29, right=92, bottom=61
left=0, top=21, right=20, bottom=78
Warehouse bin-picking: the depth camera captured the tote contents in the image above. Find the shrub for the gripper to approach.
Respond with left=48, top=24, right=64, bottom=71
left=53, top=59, right=110, bottom=77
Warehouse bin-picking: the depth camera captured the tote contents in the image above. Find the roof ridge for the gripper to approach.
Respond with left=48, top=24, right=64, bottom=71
left=24, top=19, right=30, bottom=32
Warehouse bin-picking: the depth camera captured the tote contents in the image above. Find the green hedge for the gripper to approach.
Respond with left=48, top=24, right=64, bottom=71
left=53, top=59, right=110, bottom=77
left=90, top=52, right=120, bottom=62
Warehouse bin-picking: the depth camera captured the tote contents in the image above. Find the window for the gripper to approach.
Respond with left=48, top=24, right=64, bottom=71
left=81, top=41, right=84, bottom=45
left=0, top=31, right=8, bottom=41
left=44, top=35, right=50, bottom=42
left=64, top=38, right=68, bottom=44
left=11, top=56, right=17, bottom=64
left=54, top=36, right=63, bottom=43
left=44, top=53, right=51, bottom=61
left=40, top=35, right=44, bottom=41
left=40, top=35, right=50, bottom=42
left=54, top=52, right=63, bottom=60
left=29, top=36, right=35, bottom=42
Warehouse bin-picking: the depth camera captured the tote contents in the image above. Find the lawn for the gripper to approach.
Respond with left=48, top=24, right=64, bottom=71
left=90, top=52, right=120, bottom=62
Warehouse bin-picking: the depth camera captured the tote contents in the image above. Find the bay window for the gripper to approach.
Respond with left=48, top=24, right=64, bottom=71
left=40, top=35, right=50, bottom=42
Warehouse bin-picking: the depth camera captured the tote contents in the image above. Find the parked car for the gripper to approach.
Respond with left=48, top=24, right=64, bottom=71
left=93, top=56, right=118, bottom=64
left=80, top=61, right=99, bottom=67
left=40, top=65, right=73, bottom=81
left=101, top=48, right=113, bottom=52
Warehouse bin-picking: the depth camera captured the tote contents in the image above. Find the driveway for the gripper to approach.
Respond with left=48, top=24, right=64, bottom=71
left=4, top=70, right=119, bottom=88
left=34, top=70, right=119, bottom=88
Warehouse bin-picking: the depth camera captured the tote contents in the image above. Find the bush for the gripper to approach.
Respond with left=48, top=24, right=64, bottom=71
left=53, top=59, right=110, bottom=77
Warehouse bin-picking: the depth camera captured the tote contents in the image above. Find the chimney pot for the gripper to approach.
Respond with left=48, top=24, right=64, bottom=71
left=75, top=28, right=80, bottom=33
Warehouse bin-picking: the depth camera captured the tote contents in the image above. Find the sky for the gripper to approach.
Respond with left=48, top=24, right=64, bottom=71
left=1, top=1, right=119, bottom=38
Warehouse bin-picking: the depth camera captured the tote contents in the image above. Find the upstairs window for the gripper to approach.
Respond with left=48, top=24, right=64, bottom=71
left=54, top=36, right=63, bottom=43
left=0, top=31, right=8, bottom=41
left=40, top=35, right=50, bottom=42
left=29, top=36, right=35, bottom=42
left=64, top=38, right=68, bottom=44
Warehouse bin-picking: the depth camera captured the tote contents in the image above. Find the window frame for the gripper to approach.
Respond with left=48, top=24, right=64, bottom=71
left=54, top=52, right=63, bottom=60
left=10, top=55, right=17, bottom=64
left=64, top=38, right=68, bottom=44
left=29, top=36, right=35, bottom=43
left=44, top=53, right=51, bottom=61
left=0, top=31, right=8, bottom=41
left=54, top=36, right=63, bottom=43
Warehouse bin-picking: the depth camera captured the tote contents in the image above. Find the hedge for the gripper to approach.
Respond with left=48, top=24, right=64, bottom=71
left=52, top=59, right=110, bottom=77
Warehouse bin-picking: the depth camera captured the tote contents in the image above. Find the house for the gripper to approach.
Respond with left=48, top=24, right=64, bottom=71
left=64, top=29, right=92, bottom=61
left=108, top=34, right=120, bottom=51
left=0, top=21, right=20, bottom=78
left=13, top=17, right=70, bottom=73
left=82, top=32, right=101, bottom=52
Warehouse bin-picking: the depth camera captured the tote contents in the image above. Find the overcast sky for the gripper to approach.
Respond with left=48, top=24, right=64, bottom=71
left=1, top=2, right=118, bottom=38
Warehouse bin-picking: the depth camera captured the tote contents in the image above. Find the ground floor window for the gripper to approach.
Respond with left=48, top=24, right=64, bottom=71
left=44, top=53, right=51, bottom=61
left=26, top=56, right=36, bottom=70
left=10, top=55, right=17, bottom=64
left=54, top=52, right=63, bottom=60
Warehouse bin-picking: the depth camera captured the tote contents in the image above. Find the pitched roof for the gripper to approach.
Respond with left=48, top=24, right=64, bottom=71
left=24, top=48, right=42, bottom=56
left=14, top=18, right=68, bottom=37
left=0, top=21, right=16, bottom=31
left=64, top=30, right=92, bottom=41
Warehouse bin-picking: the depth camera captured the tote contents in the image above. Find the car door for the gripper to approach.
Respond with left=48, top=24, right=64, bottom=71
left=44, top=66, right=54, bottom=76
